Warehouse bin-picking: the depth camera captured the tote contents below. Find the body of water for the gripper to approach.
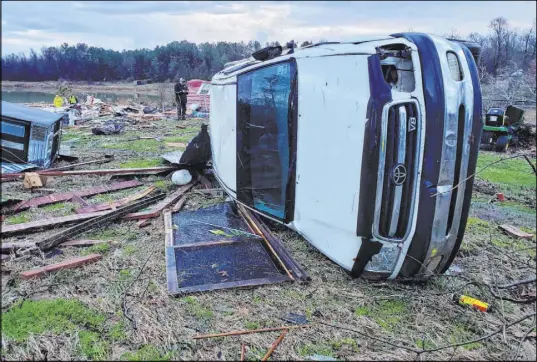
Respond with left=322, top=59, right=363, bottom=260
left=1, top=90, right=160, bottom=104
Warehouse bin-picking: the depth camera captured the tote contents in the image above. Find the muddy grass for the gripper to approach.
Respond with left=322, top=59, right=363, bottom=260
left=1, top=115, right=536, bottom=361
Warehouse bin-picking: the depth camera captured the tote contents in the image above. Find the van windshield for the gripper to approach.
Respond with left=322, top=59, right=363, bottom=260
left=236, top=60, right=297, bottom=220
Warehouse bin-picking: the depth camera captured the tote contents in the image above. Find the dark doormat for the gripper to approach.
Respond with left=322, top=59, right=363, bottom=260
left=164, top=202, right=298, bottom=295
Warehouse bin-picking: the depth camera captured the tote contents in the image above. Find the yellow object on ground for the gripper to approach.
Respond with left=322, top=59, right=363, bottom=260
left=454, top=294, right=491, bottom=312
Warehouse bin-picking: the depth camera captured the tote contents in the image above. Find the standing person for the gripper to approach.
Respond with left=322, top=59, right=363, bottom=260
left=174, top=77, right=189, bottom=120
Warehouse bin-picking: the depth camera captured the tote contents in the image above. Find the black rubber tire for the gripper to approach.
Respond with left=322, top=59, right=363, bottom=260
left=495, top=135, right=510, bottom=152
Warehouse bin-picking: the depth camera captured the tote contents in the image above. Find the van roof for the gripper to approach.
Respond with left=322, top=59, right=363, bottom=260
left=1, top=101, right=65, bottom=126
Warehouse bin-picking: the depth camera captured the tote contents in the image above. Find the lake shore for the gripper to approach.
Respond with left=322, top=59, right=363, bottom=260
left=1, top=81, right=169, bottom=96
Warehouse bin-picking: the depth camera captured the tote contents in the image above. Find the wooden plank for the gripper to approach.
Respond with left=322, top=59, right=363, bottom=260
left=124, top=182, right=197, bottom=220
left=59, top=239, right=116, bottom=247
left=37, top=194, right=165, bottom=251
left=1, top=166, right=178, bottom=181
left=238, top=205, right=294, bottom=281
left=164, top=211, right=179, bottom=294
left=166, top=142, right=187, bottom=148
left=137, top=219, right=151, bottom=228
left=19, top=254, right=102, bottom=280
left=193, top=325, right=306, bottom=340
left=171, top=194, right=189, bottom=212
left=70, top=195, right=89, bottom=206
left=1, top=211, right=109, bottom=236
left=75, top=186, right=155, bottom=214
left=499, top=224, right=534, bottom=239
left=239, top=205, right=310, bottom=282
left=11, top=180, right=142, bottom=212
left=172, top=275, right=291, bottom=295
left=1, top=242, right=36, bottom=254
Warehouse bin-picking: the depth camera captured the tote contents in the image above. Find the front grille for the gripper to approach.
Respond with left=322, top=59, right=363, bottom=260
left=373, top=99, right=422, bottom=242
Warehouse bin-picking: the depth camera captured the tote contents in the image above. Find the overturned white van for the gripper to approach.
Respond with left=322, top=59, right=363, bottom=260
left=209, top=33, right=483, bottom=280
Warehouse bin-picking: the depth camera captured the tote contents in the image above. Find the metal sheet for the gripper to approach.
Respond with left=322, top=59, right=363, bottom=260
left=0, top=162, right=38, bottom=174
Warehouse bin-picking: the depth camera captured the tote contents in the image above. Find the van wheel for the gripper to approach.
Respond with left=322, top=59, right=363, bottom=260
left=495, top=135, right=510, bottom=152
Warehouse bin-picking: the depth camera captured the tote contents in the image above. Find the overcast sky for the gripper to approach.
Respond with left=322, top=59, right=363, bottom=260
left=1, top=1, right=536, bottom=56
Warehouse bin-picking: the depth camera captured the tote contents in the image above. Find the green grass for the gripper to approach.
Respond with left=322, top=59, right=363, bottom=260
left=153, top=179, right=172, bottom=191
left=354, top=300, right=408, bottom=331
left=102, top=139, right=164, bottom=153
left=476, top=152, right=536, bottom=189
left=181, top=296, right=213, bottom=320
left=40, top=202, right=77, bottom=216
left=496, top=201, right=536, bottom=215
left=4, top=213, right=30, bottom=225
left=81, top=242, right=111, bottom=255
left=244, top=321, right=260, bottom=330
left=119, top=158, right=163, bottom=169
left=296, top=342, right=335, bottom=358
left=122, top=244, right=137, bottom=256
left=332, top=338, right=359, bottom=352
left=1, top=299, right=117, bottom=359
left=120, top=345, right=171, bottom=361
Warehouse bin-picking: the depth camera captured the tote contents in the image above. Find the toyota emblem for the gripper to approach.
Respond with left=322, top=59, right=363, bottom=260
left=392, top=164, right=407, bottom=186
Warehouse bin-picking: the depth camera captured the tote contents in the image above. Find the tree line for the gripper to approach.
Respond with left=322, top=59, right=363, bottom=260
left=1, top=17, right=535, bottom=83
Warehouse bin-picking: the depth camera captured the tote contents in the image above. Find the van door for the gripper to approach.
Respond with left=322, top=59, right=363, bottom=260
left=236, top=59, right=297, bottom=221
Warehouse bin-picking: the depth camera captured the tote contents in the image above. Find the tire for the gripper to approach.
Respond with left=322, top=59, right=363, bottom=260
left=495, top=135, right=510, bottom=152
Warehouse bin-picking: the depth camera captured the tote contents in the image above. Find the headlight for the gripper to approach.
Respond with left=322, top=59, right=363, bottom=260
left=447, top=52, right=463, bottom=81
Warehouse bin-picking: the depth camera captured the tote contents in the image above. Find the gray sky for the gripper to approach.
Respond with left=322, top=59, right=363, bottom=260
left=1, top=1, right=536, bottom=56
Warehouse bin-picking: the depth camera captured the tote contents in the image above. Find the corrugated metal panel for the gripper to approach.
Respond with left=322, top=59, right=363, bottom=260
left=0, top=162, right=38, bottom=174
left=1, top=101, right=65, bottom=126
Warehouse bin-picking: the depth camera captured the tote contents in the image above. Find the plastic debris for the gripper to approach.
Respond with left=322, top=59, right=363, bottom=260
left=172, top=169, right=193, bottom=185
left=453, top=294, right=491, bottom=312
left=91, top=120, right=125, bottom=135
left=306, top=355, right=337, bottom=361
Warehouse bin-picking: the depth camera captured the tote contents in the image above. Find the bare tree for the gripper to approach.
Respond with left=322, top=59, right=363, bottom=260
left=521, top=19, right=536, bottom=67
left=489, top=17, right=510, bottom=76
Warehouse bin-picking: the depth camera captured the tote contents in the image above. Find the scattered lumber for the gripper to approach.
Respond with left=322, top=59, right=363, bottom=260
left=137, top=219, right=151, bottom=228
left=171, top=194, right=189, bottom=212
left=238, top=205, right=310, bottom=282
left=166, top=142, right=187, bottom=148
left=75, top=186, right=155, bottom=214
left=193, top=325, right=308, bottom=339
left=10, top=180, right=142, bottom=212
left=37, top=194, right=165, bottom=251
left=23, top=173, right=47, bottom=189
left=499, top=224, right=534, bottom=239
left=19, top=254, right=102, bottom=280
left=123, top=182, right=197, bottom=220
left=1, top=211, right=109, bottom=236
left=59, top=239, right=117, bottom=247
left=0, top=166, right=178, bottom=182
left=261, top=329, right=288, bottom=361
left=70, top=195, right=89, bottom=206
left=1, top=242, right=36, bottom=254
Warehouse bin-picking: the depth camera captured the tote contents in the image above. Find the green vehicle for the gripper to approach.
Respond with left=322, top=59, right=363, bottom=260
left=481, top=105, right=525, bottom=152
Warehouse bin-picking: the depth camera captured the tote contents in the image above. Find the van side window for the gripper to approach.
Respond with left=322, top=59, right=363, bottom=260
left=236, top=60, right=297, bottom=220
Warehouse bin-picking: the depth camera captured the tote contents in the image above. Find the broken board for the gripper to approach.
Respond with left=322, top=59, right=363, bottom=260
left=164, top=202, right=292, bottom=295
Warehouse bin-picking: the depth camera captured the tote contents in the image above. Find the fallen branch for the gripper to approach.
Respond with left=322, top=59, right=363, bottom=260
left=261, top=329, right=288, bottom=361
left=497, top=277, right=536, bottom=289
